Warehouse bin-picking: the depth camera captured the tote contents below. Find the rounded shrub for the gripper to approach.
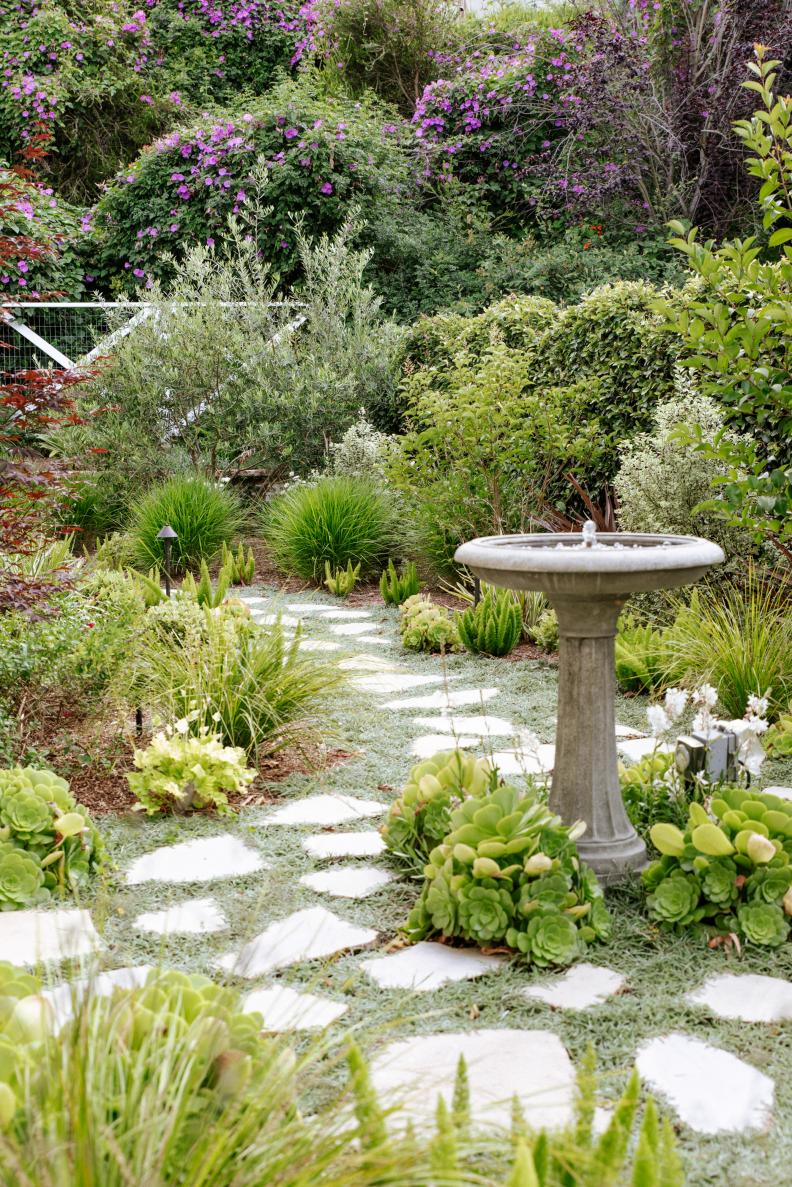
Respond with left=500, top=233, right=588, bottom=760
left=128, top=474, right=242, bottom=574
left=91, top=74, right=412, bottom=290
left=263, top=477, right=404, bottom=582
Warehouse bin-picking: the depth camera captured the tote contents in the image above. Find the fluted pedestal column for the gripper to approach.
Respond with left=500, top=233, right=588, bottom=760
left=549, top=596, right=646, bottom=884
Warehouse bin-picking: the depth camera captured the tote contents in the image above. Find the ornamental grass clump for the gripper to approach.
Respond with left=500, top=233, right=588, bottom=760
left=644, top=787, right=792, bottom=947
left=457, top=587, right=522, bottom=657
left=127, top=716, right=256, bottom=816
left=264, top=477, right=403, bottom=583
left=129, top=474, right=243, bottom=575
left=0, top=768, right=103, bottom=909
left=406, top=783, right=610, bottom=966
left=399, top=594, right=460, bottom=653
left=381, top=750, right=496, bottom=876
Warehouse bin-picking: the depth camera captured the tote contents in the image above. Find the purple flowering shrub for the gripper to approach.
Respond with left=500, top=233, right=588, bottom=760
left=0, top=0, right=316, bottom=200
left=91, top=77, right=412, bottom=291
left=0, top=166, right=85, bottom=298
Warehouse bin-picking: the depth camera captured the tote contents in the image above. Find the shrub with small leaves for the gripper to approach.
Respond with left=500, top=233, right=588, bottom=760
left=643, top=787, right=792, bottom=946
left=531, top=608, right=559, bottom=653
left=380, top=559, right=421, bottom=606
left=381, top=749, right=495, bottom=876
left=399, top=594, right=460, bottom=653
left=127, top=716, right=256, bottom=816
left=0, top=768, right=103, bottom=909
left=457, top=587, right=522, bottom=657
left=406, top=782, right=610, bottom=966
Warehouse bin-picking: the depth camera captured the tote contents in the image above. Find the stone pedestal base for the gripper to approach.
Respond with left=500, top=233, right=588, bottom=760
left=549, top=597, right=647, bottom=885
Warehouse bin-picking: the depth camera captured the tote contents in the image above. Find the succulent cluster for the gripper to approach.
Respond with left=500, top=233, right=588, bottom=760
left=127, top=717, right=256, bottom=816
left=381, top=750, right=496, bottom=876
left=644, top=787, right=792, bottom=946
left=457, top=587, right=522, bottom=657
left=380, top=559, right=421, bottom=606
left=0, top=769, right=103, bottom=910
left=324, top=560, right=361, bottom=596
left=399, top=594, right=460, bottom=653
left=221, top=541, right=256, bottom=586
left=406, top=783, right=610, bottom=966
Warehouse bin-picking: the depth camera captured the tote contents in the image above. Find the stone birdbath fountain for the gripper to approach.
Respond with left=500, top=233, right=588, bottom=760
left=455, top=524, right=724, bottom=883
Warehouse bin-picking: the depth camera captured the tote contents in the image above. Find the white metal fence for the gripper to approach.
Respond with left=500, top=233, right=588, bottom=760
left=0, top=302, right=145, bottom=371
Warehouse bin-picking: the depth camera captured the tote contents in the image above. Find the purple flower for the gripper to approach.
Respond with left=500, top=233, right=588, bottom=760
left=320, top=181, right=333, bottom=195
left=284, top=127, right=299, bottom=139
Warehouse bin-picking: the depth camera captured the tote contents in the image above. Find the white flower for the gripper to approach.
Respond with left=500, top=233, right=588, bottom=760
left=746, top=694, right=769, bottom=718
left=692, top=683, right=718, bottom=709
left=646, top=704, right=671, bottom=736
left=663, top=687, right=688, bottom=722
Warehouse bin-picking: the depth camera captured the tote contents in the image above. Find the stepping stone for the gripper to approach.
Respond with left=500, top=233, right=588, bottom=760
left=636, top=1033, right=774, bottom=1134
left=300, top=865, right=393, bottom=899
left=383, top=688, right=499, bottom=711
left=765, top=786, right=792, bottom=801
left=371, top=1029, right=575, bottom=1131
left=353, top=673, right=456, bottom=695
left=355, top=635, right=393, bottom=647
left=413, top=714, right=517, bottom=737
left=411, top=734, right=480, bottom=758
left=126, top=834, right=266, bottom=886
left=338, top=654, right=401, bottom=672
left=262, top=793, right=386, bottom=826
left=491, top=744, right=555, bottom=776
left=298, top=639, right=340, bottom=652
left=133, top=897, right=227, bottom=936
left=615, top=722, right=646, bottom=738
left=361, top=941, right=505, bottom=991
left=284, top=602, right=332, bottom=614
left=43, top=966, right=151, bottom=1029
left=523, top=963, right=625, bottom=1010
left=318, top=609, right=373, bottom=620
left=303, top=831, right=386, bottom=859
left=251, top=612, right=300, bottom=627
left=330, top=623, right=379, bottom=637
left=217, top=906, right=377, bottom=977
left=617, top=738, right=674, bottom=763
left=686, top=973, right=792, bottom=1023
left=0, top=908, right=102, bottom=966
left=243, top=984, right=348, bottom=1030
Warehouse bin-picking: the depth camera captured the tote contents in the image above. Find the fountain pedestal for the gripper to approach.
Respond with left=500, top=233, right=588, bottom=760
left=455, top=527, right=724, bottom=884
left=552, top=597, right=646, bottom=881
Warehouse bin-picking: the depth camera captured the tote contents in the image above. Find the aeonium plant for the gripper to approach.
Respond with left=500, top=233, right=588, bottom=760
left=127, top=711, right=256, bottom=816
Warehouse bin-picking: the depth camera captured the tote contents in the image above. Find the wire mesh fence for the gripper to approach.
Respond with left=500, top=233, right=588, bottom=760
left=0, top=303, right=143, bottom=372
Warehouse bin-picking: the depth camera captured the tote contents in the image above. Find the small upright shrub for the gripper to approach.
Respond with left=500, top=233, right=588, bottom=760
left=222, top=541, right=256, bottom=586
left=324, top=561, right=361, bottom=597
left=531, top=609, right=559, bottom=653
left=399, top=595, right=460, bottom=653
left=380, top=559, right=421, bottom=605
left=129, top=475, right=242, bottom=575
left=127, top=717, right=255, bottom=816
left=264, top=477, right=403, bottom=583
left=457, top=588, right=522, bottom=657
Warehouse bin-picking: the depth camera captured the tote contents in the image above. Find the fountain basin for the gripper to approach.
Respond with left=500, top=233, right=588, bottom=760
left=455, top=529, right=725, bottom=883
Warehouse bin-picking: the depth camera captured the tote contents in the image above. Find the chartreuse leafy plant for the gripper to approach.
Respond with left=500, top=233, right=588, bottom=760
left=406, top=783, right=610, bottom=966
left=324, top=560, right=361, bottom=597
left=380, top=559, right=421, bottom=606
left=457, top=587, right=522, bottom=657
left=399, top=594, right=460, bottom=653
left=381, top=750, right=496, bottom=876
left=644, top=787, right=792, bottom=946
left=0, top=768, right=103, bottom=909
left=127, top=716, right=256, bottom=816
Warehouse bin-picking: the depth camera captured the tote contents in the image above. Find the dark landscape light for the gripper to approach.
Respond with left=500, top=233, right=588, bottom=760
left=156, top=524, right=178, bottom=596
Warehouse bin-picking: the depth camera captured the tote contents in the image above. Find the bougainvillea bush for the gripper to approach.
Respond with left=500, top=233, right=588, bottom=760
left=91, top=74, right=412, bottom=289
left=0, top=767, right=103, bottom=909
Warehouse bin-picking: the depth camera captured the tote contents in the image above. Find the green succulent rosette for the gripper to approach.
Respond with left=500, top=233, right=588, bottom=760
left=524, top=912, right=583, bottom=968
left=745, top=864, right=792, bottom=905
left=700, top=859, right=739, bottom=907
left=458, top=883, right=512, bottom=944
left=646, top=872, right=701, bottom=925
left=0, top=847, right=47, bottom=910
left=737, top=902, right=789, bottom=947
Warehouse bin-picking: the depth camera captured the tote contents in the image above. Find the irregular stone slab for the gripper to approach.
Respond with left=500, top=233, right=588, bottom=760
left=411, top=734, right=480, bottom=758
left=251, top=612, right=300, bottom=627
left=491, top=744, right=555, bottom=776
left=353, top=673, right=456, bottom=695
left=617, top=738, right=674, bottom=763
left=243, top=984, right=348, bottom=1030
left=686, top=973, right=792, bottom=1023
left=524, top=963, right=625, bottom=1010
left=361, top=942, right=505, bottom=991
left=300, top=865, right=393, bottom=899
left=284, top=602, right=332, bottom=614
left=636, top=1033, right=774, bottom=1134
left=330, top=622, right=380, bottom=637
left=217, top=907, right=377, bottom=977
left=413, top=714, right=517, bottom=737
left=355, top=635, right=394, bottom=647
left=0, top=908, right=102, bottom=966
left=298, top=639, right=341, bottom=652
left=319, top=609, right=373, bottom=620
left=43, top=966, right=151, bottom=1029
left=262, top=793, right=386, bottom=827
left=303, top=831, right=386, bottom=859
left=765, top=786, right=792, bottom=801
left=126, top=834, right=266, bottom=886
left=133, top=897, right=227, bottom=936
left=383, top=688, right=499, bottom=711
left=338, top=655, right=401, bottom=672
left=371, top=1029, right=575, bottom=1131
left=615, top=723, right=646, bottom=738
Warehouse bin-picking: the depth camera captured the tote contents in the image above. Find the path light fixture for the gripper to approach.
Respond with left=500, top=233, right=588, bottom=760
left=455, top=523, right=725, bottom=884
left=156, top=524, right=178, bottom=596
left=675, top=727, right=739, bottom=788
